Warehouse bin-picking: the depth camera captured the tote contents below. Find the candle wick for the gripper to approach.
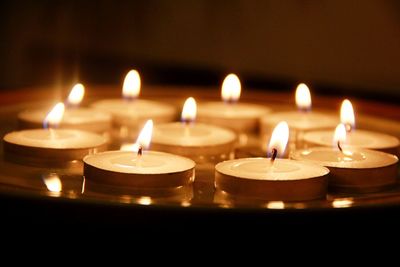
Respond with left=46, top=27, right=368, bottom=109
left=137, top=145, right=143, bottom=157
left=270, top=148, right=278, bottom=164
left=125, top=96, right=137, bottom=102
left=224, top=98, right=237, bottom=105
left=298, top=107, right=311, bottom=113
left=337, top=141, right=343, bottom=153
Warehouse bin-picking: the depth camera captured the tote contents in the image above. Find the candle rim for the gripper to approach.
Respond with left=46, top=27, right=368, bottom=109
left=83, top=150, right=196, bottom=174
left=291, top=147, right=398, bottom=169
left=303, top=129, right=400, bottom=149
left=215, top=158, right=329, bottom=181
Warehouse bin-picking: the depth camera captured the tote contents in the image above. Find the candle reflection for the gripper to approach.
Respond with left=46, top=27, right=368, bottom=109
left=42, top=173, right=62, bottom=197
left=265, top=201, right=285, bottom=209
left=137, top=196, right=152, bottom=205
left=332, top=198, right=354, bottom=208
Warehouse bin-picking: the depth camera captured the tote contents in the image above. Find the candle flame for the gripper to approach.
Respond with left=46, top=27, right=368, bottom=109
left=181, top=97, right=197, bottom=123
left=67, top=83, right=85, bottom=105
left=295, top=83, right=312, bottom=111
left=267, top=121, right=289, bottom=158
left=135, top=119, right=153, bottom=150
left=122, top=69, right=141, bottom=100
left=340, top=99, right=355, bottom=131
left=333, top=123, right=347, bottom=149
left=43, top=102, right=65, bottom=129
left=42, top=173, right=62, bottom=193
left=221, top=73, right=241, bottom=103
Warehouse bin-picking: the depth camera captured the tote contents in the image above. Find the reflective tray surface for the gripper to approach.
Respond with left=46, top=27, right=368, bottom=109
left=1, top=86, right=399, bottom=228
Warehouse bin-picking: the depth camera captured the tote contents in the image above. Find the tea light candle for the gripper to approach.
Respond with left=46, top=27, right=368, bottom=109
left=151, top=97, right=237, bottom=163
left=4, top=103, right=107, bottom=166
left=291, top=124, right=399, bottom=193
left=18, top=84, right=112, bottom=133
left=215, top=122, right=330, bottom=201
left=197, top=74, right=271, bottom=133
left=90, top=70, right=176, bottom=129
left=84, top=120, right=196, bottom=188
left=260, top=83, right=338, bottom=150
left=303, top=99, right=400, bottom=155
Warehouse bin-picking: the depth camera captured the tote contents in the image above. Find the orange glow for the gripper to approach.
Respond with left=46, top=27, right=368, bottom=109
left=295, top=83, right=312, bottom=110
left=43, top=102, right=65, bottom=128
left=221, top=73, right=241, bottom=102
left=122, top=69, right=141, bottom=99
left=67, top=83, right=85, bottom=105
left=181, top=97, right=197, bottom=122
left=268, top=121, right=289, bottom=157
left=340, top=99, right=355, bottom=131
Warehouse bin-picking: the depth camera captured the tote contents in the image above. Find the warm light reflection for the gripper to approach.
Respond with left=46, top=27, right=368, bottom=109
left=295, top=83, right=312, bottom=111
left=332, top=198, right=354, bottom=208
left=137, top=196, right=152, bottom=205
left=43, top=173, right=62, bottom=193
left=265, top=201, right=285, bottom=209
left=67, top=83, right=85, bottom=105
left=221, top=73, right=241, bottom=103
left=120, top=143, right=137, bottom=151
left=340, top=99, right=355, bottom=131
left=122, top=69, right=141, bottom=99
left=181, top=200, right=191, bottom=207
left=181, top=97, right=197, bottom=122
left=43, top=102, right=65, bottom=128
left=268, top=121, right=289, bottom=157
left=333, top=123, right=347, bottom=149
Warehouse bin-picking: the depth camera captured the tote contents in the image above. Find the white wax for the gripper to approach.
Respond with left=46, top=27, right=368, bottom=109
left=152, top=122, right=236, bottom=147
left=261, top=111, right=338, bottom=132
left=91, top=99, right=176, bottom=126
left=4, top=129, right=106, bottom=149
left=215, top=158, right=329, bottom=181
left=84, top=150, right=195, bottom=174
left=18, top=107, right=111, bottom=132
left=291, top=147, right=398, bottom=169
left=303, top=129, right=399, bottom=151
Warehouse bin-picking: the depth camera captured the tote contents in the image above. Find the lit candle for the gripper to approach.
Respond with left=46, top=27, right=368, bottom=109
left=4, top=103, right=107, bottom=166
left=84, top=120, right=196, bottom=189
left=302, top=99, right=399, bottom=156
left=197, top=74, right=270, bottom=145
left=291, top=123, right=399, bottom=193
left=91, top=70, right=176, bottom=132
left=215, top=121, right=330, bottom=201
left=18, top=83, right=112, bottom=133
left=151, top=97, right=237, bottom=163
left=260, top=83, right=338, bottom=152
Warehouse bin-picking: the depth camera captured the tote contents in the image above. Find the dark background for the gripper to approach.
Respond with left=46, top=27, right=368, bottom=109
left=1, top=0, right=400, bottom=101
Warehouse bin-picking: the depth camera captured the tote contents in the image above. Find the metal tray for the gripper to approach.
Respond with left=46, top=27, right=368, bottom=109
left=1, top=85, right=399, bottom=228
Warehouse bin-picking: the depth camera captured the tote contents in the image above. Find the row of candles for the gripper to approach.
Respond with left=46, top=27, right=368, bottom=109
left=2, top=70, right=399, bottom=201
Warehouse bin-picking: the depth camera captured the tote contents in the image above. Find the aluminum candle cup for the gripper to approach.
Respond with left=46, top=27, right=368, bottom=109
left=84, top=150, right=196, bottom=189
left=215, top=158, right=329, bottom=201
left=291, top=147, right=398, bottom=193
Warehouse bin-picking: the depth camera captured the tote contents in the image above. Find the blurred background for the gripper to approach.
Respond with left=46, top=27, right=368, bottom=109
left=0, top=0, right=400, bottom=102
